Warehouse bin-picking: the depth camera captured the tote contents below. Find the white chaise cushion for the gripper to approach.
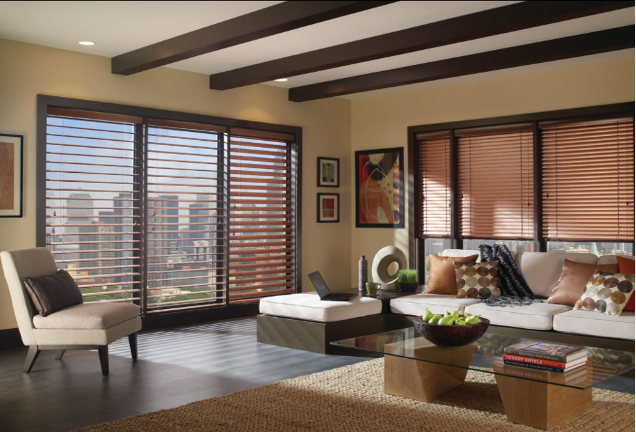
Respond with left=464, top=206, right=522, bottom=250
left=259, top=293, right=381, bottom=323
left=33, top=303, right=140, bottom=330
left=464, top=302, right=571, bottom=331
left=390, top=294, right=480, bottom=316
left=515, top=252, right=597, bottom=298
left=553, top=310, right=635, bottom=341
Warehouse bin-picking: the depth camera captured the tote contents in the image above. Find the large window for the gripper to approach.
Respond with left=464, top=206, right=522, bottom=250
left=40, top=98, right=301, bottom=315
left=410, top=104, right=634, bottom=281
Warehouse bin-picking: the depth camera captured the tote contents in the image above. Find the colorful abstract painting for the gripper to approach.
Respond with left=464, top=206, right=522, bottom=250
left=355, top=147, right=403, bottom=228
left=317, top=157, right=339, bottom=187
left=0, top=134, right=22, bottom=217
left=317, top=193, right=339, bottom=223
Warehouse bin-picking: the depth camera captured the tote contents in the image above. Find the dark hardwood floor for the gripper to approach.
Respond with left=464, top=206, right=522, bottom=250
left=0, top=318, right=375, bottom=432
left=0, top=317, right=633, bottom=432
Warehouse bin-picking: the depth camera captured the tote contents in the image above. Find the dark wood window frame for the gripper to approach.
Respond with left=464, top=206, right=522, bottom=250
left=407, top=102, right=635, bottom=283
left=36, top=95, right=303, bottom=328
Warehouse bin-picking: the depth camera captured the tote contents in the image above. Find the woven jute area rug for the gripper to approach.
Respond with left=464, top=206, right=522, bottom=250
left=77, top=359, right=634, bottom=432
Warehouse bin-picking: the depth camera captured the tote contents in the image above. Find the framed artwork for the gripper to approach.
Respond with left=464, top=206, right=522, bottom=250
left=355, top=147, right=404, bottom=228
left=317, top=156, right=339, bottom=187
left=317, top=193, right=339, bottom=223
left=0, top=134, right=23, bottom=218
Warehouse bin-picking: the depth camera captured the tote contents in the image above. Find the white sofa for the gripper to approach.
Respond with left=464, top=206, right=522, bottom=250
left=390, top=249, right=635, bottom=341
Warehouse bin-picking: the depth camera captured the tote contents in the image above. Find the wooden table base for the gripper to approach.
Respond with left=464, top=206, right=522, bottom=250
left=495, top=375, right=592, bottom=430
left=383, top=345, right=592, bottom=430
left=383, top=343, right=475, bottom=402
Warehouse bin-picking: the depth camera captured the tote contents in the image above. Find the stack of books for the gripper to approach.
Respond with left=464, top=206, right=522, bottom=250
left=503, top=341, right=588, bottom=373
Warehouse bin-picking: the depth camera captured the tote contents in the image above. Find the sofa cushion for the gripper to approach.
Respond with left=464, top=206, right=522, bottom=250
left=425, top=254, right=479, bottom=295
left=442, top=249, right=482, bottom=261
left=553, top=310, right=635, bottom=341
left=455, top=261, right=500, bottom=299
left=259, top=293, right=381, bottom=323
left=515, top=252, right=597, bottom=298
left=574, top=271, right=635, bottom=316
left=33, top=302, right=140, bottom=329
left=547, top=259, right=618, bottom=307
left=617, top=256, right=635, bottom=311
left=24, top=270, right=83, bottom=317
left=464, top=302, right=571, bottom=331
left=390, top=294, right=480, bottom=316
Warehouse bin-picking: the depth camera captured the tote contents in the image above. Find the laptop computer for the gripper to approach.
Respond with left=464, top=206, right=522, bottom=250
left=308, top=271, right=357, bottom=301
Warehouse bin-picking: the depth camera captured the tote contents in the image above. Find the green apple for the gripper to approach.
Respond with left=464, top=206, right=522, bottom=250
left=422, top=309, right=434, bottom=322
left=465, top=315, right=479, bottom=325
left=455, top=319, right=466, bottom=326
left=429, top=315, right=442, bottom=325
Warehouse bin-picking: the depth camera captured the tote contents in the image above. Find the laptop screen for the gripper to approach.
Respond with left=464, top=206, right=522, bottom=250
left=308, top=271, right=330, bottom=298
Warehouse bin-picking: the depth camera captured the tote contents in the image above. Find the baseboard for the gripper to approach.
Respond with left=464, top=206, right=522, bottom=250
left=0, top=328, right=24, bottom=350
left=142, top=303, right=260, bottom=331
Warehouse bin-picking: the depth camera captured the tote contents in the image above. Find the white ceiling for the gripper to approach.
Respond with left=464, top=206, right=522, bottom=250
left=0, top=1, right=633, bottom=99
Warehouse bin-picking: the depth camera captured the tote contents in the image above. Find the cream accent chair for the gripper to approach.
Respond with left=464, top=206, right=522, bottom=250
left=1, top=248, right=142, bottom=376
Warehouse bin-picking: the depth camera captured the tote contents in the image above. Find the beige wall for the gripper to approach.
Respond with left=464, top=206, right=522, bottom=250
left=0, top=39, right=352, bottom=330
left=1, top=37, right=634, bottom=330
left=350, top=56, right=635, bottom=286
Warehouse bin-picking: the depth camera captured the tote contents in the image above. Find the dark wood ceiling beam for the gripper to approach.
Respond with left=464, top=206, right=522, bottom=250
left=288, top=25, right=635, bottom=102
left=112, top=1, right=396, bottom=76
left=209, top=1, right=634, bottom=90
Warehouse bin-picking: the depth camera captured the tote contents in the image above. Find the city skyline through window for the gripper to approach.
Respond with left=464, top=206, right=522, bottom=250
left=44, top=107, right=299, bottom=313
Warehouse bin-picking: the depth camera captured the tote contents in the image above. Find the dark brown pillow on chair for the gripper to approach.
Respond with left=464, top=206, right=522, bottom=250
left=24, top=269, right=83, bottom=316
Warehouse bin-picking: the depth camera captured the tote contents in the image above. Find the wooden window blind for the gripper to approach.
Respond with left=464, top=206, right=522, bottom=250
left=228, top=128, right=297, bottom=303
left=416, top=131, right=451, bottom=238
left=540, top=116, right=634, bottom=242
left=44, top=106, right=300, bottom=313
left=456, top=124, right=534, bottom=240
left=45, top=107, right=143, bottom=304
left=145, top=119, right=227, bottom=313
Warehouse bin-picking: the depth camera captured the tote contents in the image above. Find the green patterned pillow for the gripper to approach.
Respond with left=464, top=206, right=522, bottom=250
left=574, top=271, right=635, bottom=316
left=455, top=261, right=500, bottom=299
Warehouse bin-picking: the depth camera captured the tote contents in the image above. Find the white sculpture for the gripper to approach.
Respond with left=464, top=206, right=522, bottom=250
left=372, top=246, right=407, bottom=290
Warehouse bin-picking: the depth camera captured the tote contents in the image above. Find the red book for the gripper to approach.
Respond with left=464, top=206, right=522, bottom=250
left=503, top=354, right=587, bottom=370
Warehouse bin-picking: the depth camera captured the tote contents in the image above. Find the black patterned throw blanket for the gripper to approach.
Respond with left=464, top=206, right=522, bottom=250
left=478, top=244, right=542, bottom=307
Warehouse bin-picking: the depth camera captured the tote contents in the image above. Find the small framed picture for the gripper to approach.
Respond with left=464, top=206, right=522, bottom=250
left=317, top=193, right=339, bottom=223
left=0, top=134, right=23, bottom=218
left=317, top=156, right=339, bottom=188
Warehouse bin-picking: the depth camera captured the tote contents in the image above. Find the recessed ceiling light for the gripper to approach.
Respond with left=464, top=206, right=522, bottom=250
left=274, top=78, right=288, bottom=82
left=79, top=41, right=95, bottom=46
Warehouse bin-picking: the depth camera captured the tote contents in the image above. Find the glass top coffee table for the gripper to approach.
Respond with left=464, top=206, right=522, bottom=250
left=332, top=328, right=634, bottom=430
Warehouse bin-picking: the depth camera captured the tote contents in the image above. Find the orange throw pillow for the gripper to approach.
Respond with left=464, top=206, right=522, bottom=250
left=617, top=256, right=635, bottom=311
left=425, top=254, right=479, bottom=295
left=547, top=259, right=618, bottom=307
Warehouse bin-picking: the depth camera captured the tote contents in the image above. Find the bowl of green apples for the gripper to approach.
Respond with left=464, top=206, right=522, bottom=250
left=412, top=310, right=490, bottom=347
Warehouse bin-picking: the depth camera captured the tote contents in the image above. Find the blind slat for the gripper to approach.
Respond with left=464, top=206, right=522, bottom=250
left=417, top=134, right=451, bottom=238
left=541, top=118, right=634, bottom=242
left=458, top=126, right=534, bottom=240
left=229, top=134, right=297, bottom=304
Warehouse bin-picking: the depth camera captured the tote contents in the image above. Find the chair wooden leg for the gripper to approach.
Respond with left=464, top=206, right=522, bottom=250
left=128, top=333, right=138, bottom=361
left=97, top=346, right=109, bottom=376
left=55, top=350, right=65, bottom=360
left=23, top=346, right=40, bottom=373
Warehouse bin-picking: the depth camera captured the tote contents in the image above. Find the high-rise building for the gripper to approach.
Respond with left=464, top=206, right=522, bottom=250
left=65, top=192, right=97, bottom=268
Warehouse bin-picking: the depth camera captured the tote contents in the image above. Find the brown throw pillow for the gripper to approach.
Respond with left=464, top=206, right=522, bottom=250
left=425, top=254, right=479, bottom=295
left=24, top=269, right=83, bottom=316
left=547, top=259, right=618, bottom=306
